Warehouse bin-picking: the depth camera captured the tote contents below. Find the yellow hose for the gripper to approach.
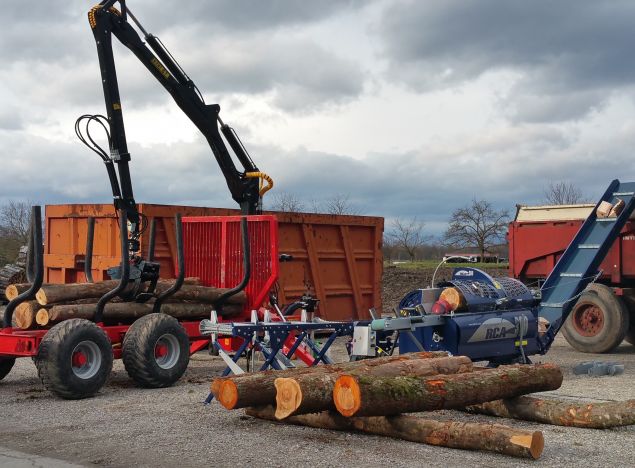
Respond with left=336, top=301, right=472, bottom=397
left=245, top=172, right=274, bottom=196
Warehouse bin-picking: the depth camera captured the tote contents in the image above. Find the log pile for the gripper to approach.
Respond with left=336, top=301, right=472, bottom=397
left=213, top=352, right=635, bottom=460
left=4, top=278, right=245, bottom=329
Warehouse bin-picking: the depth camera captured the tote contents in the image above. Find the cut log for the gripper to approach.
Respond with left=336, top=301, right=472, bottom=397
left=439, top=287, right=466, bottom=311
left=465, top=396, right=635, bottom=429
left=5, top=283, right=31, bottom=301
left=214, top=351, right=449, bottom=410
left=34, top=277, right=204, bottom=305
left=14, top=301, right=40, bottom=329
left=333, top=363, right=563, bottom=417
left=47, top=302, right=242, bottom=322
left=35, top=308, right=50, bottom=327
left=164, top=285, right=246, bottom=305
left=274, top=355, right=473, bottom=420
left=246, top=406, right=544, bottom=460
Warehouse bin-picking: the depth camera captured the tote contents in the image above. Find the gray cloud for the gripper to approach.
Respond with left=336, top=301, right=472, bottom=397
left=378, top=0, right=635, bottom=122
left=0, top=1, right=367, bottom=114
left=132, top=0, right=368, bottom=32
left=173, top=34, right=366, bottom=113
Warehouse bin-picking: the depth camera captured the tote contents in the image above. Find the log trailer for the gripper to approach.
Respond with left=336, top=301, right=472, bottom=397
left=350, top=180, right=635, bottom=364
left=0, top=1, right=355, bottom=399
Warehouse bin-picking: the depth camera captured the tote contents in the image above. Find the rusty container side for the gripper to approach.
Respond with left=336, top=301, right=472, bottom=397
left=44, top=204, right=383, bottom=320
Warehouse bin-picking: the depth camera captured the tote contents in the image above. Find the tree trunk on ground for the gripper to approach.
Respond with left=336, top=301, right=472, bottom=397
left=34, top=277, right=208, bottom=305
left=5, top=283, right=30, bottom=301
left=213, top=351, right=449, bottom=410
left=333, top=364, right=563, bottom=417
left=246, top=406, right=544, bottom=460
left=47, top=302, right=242, bottom=322
left=274, top=355, right=473, bottom=420
left=465, top=396, right=635, bottom=429
left=14, top=301, right=40, bottom=329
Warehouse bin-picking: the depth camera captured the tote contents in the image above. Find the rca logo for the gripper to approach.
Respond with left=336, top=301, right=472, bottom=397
left=485, top=327, right=514, bottom=339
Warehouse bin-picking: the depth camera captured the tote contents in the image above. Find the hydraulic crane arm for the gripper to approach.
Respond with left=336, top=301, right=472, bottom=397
left=86, top=1, right=272, bottom=254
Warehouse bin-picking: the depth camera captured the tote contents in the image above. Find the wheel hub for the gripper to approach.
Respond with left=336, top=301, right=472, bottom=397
left=70, top=340, right=102, bottom=379
left=572, top=304, right=605, bottom=337
left=154, top=343, right=168, bottom=358
left=72, top=351, right=88, bottom=368
left=154, top=334, right=180, bottom=369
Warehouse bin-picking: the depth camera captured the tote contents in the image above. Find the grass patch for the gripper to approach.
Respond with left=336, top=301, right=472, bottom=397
left=386, top=260, right=509, bottom=270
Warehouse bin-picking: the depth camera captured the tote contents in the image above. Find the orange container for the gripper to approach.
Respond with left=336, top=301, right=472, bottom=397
left=44, top=204, right=383, bottom=321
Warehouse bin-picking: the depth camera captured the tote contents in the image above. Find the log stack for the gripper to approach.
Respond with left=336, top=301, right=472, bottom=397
left=3, top=278, right=245, bottom=329
left=212, top=352, right=635, bottom=460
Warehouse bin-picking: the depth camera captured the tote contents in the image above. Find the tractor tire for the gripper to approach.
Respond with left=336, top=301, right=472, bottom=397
left=562, top=284, right=629, bottom=353
left=35, top=319, right=113, bottom=399
left=122, top=313, right=189, bottom=388
left=0, top=357, right=15, bottom=381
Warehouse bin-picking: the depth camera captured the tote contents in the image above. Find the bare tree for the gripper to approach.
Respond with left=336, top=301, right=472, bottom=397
left=0, top=200, right=32, bottom=267
left=543, top=181, right=586, bottom=205
left=269, top=192, right=305, bottom=213
left=324, top=193, right=360, bottom=215
left=0, top=201, right=31, bottom=244
left=382, top=232, right=398, bottom=264
left=444, top=199, right=509, bottom=261
left=308, top=198, right=323, bottom=214
left=389, top=217, right=430, bottom=262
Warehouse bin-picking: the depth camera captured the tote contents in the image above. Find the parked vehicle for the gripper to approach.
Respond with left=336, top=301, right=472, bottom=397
left=508, top=203, right=635, bottom=352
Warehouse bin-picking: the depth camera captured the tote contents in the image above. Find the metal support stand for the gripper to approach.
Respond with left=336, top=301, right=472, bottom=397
left=153, top=214, right=185, bottom=313
left=84, top=217, right=95, bottom=283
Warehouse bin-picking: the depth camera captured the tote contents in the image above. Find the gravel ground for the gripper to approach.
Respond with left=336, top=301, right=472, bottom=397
left=0, top=335, right=632, bottom=468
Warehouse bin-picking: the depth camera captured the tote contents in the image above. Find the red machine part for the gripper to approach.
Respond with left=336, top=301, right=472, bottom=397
left=182, top=215, right=279, bottom=319
left=508, top=219, right=635, bottom=285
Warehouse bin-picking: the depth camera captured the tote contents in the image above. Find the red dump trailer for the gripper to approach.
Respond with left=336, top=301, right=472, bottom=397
left=508, top=204, right=635, bottom=353
left=44, top=204, right=383, bottom=321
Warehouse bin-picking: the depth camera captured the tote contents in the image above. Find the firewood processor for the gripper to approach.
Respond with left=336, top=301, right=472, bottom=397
left=349, top=180, right=635, bottom=364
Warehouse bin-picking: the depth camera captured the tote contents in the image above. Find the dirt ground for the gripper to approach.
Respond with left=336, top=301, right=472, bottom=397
left=0, top=267, right=632, bottom=467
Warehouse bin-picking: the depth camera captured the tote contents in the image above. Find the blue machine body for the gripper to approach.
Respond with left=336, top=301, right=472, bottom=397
left=398, top=268, right=540, bottom=361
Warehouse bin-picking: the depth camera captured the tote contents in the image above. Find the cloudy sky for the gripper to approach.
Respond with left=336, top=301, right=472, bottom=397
left=2, top=0, right=634, bottom=234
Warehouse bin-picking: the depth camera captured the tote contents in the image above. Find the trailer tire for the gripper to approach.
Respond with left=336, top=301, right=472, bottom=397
left=122, top=314, right=189, bottom=388
left=0, top=357, right=15, bottom=381
left=562, top=285, right=629, bottom=353
left=35, top=319, right=113, bottom=399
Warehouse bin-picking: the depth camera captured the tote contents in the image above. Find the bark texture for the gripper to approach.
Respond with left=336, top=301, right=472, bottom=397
left=213, top=351, right=449, bottom=410
left=47, top=302, right=242, bottom=322
left=246, top=406, right=544, bottom=460
left=333, top=364, right=563, bottom=417
left=34, top=277, right=207, bottom=305
left=274, top=355, right=473, bottom=420
left=466, top=396, right=635, bottom=428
